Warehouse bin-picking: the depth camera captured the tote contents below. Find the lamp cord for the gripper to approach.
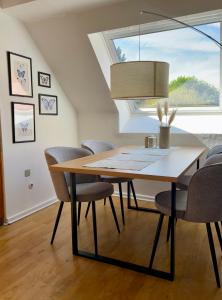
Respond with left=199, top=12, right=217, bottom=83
left=140, top=10, right=222, bottom=49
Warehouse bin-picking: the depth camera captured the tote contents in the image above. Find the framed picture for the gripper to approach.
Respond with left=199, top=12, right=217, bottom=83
left=39, top=94, right=58, bottom=115
left=11, top=102, right=36, bottom=143
left=38, top=72, right=51, bottom=88
left=7, top=52, right=33, bottom=97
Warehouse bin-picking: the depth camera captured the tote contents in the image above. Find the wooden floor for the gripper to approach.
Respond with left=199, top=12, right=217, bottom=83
left=0, top=198, right=222, bottom=300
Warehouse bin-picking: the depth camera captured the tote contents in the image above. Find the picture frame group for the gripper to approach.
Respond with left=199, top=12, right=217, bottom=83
left=8, top=51, right=58, bottom=143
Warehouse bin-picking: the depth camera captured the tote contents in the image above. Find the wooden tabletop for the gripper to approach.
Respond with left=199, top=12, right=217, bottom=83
left=49, top=146, right=206, bottom=183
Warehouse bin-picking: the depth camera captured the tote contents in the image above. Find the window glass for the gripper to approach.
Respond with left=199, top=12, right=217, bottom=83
left=113, top=22, right=221, bottom=111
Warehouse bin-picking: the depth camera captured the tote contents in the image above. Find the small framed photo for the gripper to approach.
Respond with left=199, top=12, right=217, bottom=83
left=38, top=72, right=51, bottom=88
left=11, top=102, right=36, bottom=143
left=39, top=94, right=58, bottom=115
left=7, top=52, right=33, bottom=97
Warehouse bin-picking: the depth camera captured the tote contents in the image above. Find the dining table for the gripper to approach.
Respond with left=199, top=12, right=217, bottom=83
left=49, top=145, right=205, bottom=281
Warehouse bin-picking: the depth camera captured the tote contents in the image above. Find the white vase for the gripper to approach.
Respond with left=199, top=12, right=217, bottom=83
left=159, top=126, right=170, bottom=149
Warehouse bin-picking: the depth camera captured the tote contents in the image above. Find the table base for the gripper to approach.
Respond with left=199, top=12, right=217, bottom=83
left=76, top=250, right=174, bottom=281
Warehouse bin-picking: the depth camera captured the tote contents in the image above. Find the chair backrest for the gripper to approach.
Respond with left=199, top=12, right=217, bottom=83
left=184, top=162, right=222, bottom=223
left=81, top=140, right=116, bottom=154
left=204, top=153, right=222, bottom=166
left=207, top=144, right=222, bottom=159
left=45, top=147, right=96, bottom=202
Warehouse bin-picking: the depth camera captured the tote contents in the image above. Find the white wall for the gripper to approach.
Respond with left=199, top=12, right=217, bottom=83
left=0, top=10, right=78, bottom=223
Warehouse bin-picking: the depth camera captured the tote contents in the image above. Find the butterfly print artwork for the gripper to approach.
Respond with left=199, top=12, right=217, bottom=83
left=39, top=94, right=58, bottom=115
left=18, top=120, right=32, bottom=136
left=14, top=61, right=29, bottom=91
left=11, top=102, right=35, bottom=143
left=42, top=98, right=55, bottom=111
left=40, top=75, right=49, bottom=85
left=38, top=72, right=51, bottom=88
left=7, top=52, right=33, bottom=97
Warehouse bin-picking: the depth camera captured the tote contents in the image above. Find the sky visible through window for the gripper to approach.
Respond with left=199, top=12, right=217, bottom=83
left=113, top=22, right=221, bottom=110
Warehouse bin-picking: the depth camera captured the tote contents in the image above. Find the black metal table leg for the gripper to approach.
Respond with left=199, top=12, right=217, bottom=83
left=70, top=173, right=78, bottom=255
left=118, top=183, right=125, bottom=225
left=127, top=182, right=160, bottom=215
left=69, top=171, right=176, bottom=282
left=197, top=158, right=200, bottom=170
left=166, top=217, right=171, bottom=242
left=78, top=202, right=81, bottom=226
left=92, top=201, right=98, bottom=255
left=170, top=182, right=176, bottom=279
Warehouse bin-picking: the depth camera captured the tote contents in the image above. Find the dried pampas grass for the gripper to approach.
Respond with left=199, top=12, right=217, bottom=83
left=164, top=100, right=169, bottom=116
left=157, top=102, right=163, bottom=124
left=156, top=101, right=177, bottom=127
left=168, top=109, right=177, bottom=126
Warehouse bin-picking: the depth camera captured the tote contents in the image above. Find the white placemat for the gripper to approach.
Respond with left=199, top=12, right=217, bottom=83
left=106, top=153, right=162, bottom=162
left=121, top=148, right=171, bottom=156
left=83, top=159, right=152, bottom=171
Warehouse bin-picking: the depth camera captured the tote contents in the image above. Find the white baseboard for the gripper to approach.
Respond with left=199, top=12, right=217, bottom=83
left=4, top=192, right=154, bottom=225
left=113, top=191, right=155, bottom=202
left=5, top=197, right=58, bottom=224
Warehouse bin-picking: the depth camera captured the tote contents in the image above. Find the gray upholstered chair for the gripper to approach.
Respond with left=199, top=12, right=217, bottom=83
left=81, top=140, right=138, bottom=225
left=166, top=153, right=222, bottom=242
left=177, top=144, right=222, bottom=190
left=173, top=145, right=222, bottom=241
left=207, top=144, right=222, bottom=159
left=149, top=162, right=222, bottom=287
left=45, top=147, right=120, bottom=252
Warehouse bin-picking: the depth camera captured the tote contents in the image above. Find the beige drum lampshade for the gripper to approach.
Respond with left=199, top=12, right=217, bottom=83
left=110, top=61, right=169, bottom=100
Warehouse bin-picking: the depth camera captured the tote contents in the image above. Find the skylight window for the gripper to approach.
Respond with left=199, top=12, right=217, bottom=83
left=104, top=12, right=222, bottom=113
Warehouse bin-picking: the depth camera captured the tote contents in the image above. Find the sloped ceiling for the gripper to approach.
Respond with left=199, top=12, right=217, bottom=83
left=2, top=0, right=127, bottom=22
left=3, top=0, right=222, bottom=114
left=0, top=0, right=35, bottom=8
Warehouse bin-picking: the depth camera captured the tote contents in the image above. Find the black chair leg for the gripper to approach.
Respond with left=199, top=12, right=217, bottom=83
left=206, top=223, right=221, bottom=288
left=130, top=181, right=139, bottom=209
left=127, top=181, right=131, bottom=209
left=166, top=217, right=171, bottom=242
left=85, top=202, right=91, bottom=218
left=92, top=201, right=98, bottom=255
left=50, top=201, right=64, bottom=245
left=166, top=217, right=177, bottom=242
left=215, top=222, right=222, bottom=251
left=118, top=183, right=125, bottom=225
left=149, top=214, right=164, bottom=269
left=77, top=202, right=81, bottom=226
left=109, top=196, right=120, bottom=233
left=104, top=198, right=106, bottom=205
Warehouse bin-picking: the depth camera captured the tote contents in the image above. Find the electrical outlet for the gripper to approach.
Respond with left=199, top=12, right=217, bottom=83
left=28, top=183, right=34, bottom=190
left=24, top=169, right=31, bottom=177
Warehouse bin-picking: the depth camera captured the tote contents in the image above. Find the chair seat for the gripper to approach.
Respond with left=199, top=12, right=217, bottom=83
left=155, top=190, right=187, bottom=218
left=101, top=175, right=130, bottom=184
left=176, top=175, right=191, bottom=190
left=76, top=182, right=114, bottom=202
